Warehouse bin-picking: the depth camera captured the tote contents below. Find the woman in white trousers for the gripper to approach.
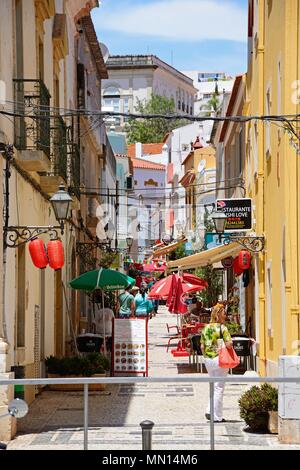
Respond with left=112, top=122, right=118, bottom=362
left=200, top=303, right=233, bottom=422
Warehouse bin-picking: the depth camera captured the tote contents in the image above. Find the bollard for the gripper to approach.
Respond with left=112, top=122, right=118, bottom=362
left=140, top=420, right=154, bottom=450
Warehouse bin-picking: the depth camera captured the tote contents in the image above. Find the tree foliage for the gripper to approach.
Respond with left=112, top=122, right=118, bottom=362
left=168, top=244, right=187, bottom=261
left=126, top=94, right=187, bottom=144
left=195, top=208, right=223, bottom=306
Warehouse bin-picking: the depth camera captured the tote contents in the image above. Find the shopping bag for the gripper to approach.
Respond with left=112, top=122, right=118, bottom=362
left=218, top=346, right=240, bottom=369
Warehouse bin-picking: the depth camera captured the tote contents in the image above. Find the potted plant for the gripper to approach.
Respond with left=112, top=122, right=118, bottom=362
left=45, top=353, right=110, bottom=391
left=238, top=383, right=278, bottom=433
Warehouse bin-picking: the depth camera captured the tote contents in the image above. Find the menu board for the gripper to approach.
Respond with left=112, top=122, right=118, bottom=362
left=112, top=319, right=148, bottom=376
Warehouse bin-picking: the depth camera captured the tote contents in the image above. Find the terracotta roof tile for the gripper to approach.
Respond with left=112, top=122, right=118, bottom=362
left=131, top=157, right=166, bottom=170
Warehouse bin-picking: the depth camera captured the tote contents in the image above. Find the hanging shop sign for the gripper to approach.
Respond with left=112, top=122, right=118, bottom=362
left=216, top=198, right=252, bottom=231
left=221, top=256, right=234, bottom=269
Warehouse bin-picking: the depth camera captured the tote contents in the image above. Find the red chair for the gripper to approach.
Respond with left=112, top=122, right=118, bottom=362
left=166, top=323, right=180, bottom=335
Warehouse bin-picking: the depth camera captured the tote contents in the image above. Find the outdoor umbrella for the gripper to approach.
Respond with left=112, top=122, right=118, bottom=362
left=166, top=273, right=178, bottom=309
left=69, top=268, right=135, bottom=353
left=148, top=273, right=207, bottom=300
left=142, top=262, right=166, bottom=272
left=169, top=277, right=189, bottom=356
left=69, top=268, right=135, bottom=292
left=170, top=277, right=188, bottom=315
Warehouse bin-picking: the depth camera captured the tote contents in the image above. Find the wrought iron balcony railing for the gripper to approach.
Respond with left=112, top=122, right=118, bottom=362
left=14, top=79, right=51, bottom=158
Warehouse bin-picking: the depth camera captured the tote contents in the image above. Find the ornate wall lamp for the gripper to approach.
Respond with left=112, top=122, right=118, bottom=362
left=4, top=184, right=73, bottom=248
left=211, top=211, right=265, bottom=253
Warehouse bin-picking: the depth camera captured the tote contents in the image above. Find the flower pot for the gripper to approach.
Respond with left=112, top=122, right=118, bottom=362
left=47, top=373, right=106, bottom=391
left=268, top=410, right=278, bottom=434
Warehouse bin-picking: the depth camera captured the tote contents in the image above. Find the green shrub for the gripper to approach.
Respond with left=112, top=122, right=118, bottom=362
left=45, top=353, right=110, bottom=376
left=225, top=322, right=243, bottom=336
left=238, top=383, right=278, bottom=431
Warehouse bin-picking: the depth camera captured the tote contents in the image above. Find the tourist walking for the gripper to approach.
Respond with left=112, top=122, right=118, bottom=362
left=200, top=303, right=233, bottom=422
left=134, top=287, right=154, bottom=318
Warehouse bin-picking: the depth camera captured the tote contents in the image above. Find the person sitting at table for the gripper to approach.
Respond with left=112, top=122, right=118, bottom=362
left=93, top=300, right=115, bottom=352
left=190, top=300, right=211, bottom=321
left=134, top=287, right=154, bottom=318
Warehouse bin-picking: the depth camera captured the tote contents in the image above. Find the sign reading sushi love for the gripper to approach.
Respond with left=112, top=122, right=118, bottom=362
left=112, top=318, right=148, bottom=377
left=216, top=198, right=252, bottom=231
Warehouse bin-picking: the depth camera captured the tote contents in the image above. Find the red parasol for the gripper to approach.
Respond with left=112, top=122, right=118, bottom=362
left=170, top=277, right=187, bottom=315
left=148, top=273, right=207, bottom=300
left=166, top=273, right=177, bottom=311
left=142, top=262, right=166, bottom=272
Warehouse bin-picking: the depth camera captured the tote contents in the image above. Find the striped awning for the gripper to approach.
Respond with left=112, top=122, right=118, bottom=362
left=167, top=242, right=241, bottom=270
left=152, top=238, right=187, bottom=257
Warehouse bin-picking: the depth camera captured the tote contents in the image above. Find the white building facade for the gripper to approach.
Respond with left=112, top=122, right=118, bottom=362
left=182, top=70, right=234, bottom=116
left=102, top=55, right=197, bottom=130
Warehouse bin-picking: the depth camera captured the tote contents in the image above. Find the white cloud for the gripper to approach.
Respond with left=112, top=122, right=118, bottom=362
left=96, top=0, right=247, bottom=43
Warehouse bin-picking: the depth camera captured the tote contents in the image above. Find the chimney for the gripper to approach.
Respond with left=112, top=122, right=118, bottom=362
left=135, top=142, right=142, bottom=158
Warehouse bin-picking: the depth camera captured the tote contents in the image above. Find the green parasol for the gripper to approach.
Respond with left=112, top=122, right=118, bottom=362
left=69, top=267, right=135, bottom=292
left=69, top=268, right=135, bottom=355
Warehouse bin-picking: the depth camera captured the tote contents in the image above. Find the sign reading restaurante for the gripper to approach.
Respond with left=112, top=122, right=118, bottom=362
left=216, top=198, right=252, bottom=231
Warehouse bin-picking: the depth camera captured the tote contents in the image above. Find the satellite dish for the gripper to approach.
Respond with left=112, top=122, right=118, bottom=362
left=99, top=42, right=110, bottom=63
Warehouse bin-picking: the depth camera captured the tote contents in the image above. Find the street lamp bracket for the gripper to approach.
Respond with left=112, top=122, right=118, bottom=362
left=220, top=234, right=265, bottom=253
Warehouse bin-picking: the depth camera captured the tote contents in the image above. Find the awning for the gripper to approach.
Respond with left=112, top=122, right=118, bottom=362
left=179, top=169, right=196, bottom=187
left=152, top=237, right=187, bottom=257
left=167, top=242, right=241, bottom=270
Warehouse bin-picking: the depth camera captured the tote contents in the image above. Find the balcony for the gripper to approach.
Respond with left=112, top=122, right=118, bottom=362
left=39, top=115, right=69, bottom=194
left=14, top=79, right=51, bottom=172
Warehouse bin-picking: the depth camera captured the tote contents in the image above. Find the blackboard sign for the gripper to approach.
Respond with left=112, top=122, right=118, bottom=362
left=216, top=198, right=252, bottom=231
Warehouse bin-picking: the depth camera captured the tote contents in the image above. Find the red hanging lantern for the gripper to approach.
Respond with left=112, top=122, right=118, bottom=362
left=47, top=239, right=64, bottom=270
left=29, top=238, right=48, bottom=269
left=233, top=256, right=243, bottom=276
left=238, top=250, right=251, bottom=270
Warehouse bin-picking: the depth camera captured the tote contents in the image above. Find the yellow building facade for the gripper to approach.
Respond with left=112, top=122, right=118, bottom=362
left=246, top=0, right=300, bottom=376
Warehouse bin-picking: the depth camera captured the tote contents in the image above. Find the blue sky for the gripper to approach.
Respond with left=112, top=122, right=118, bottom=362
left=92, top=0, right=248, bottom=76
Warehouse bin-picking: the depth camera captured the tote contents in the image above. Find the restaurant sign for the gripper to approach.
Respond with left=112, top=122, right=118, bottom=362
left=216, top=198, right=252, bottom=231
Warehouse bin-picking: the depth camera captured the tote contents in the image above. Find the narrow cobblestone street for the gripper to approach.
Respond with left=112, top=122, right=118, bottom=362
left=7, top=307, right=300, bottom=450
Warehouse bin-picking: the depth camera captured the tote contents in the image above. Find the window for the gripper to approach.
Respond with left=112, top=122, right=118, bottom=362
left=123, top=97, right=129, bottom=122
left=124, top=97, right=129, bottom=113
left=103, top=87, right=120, bottom=113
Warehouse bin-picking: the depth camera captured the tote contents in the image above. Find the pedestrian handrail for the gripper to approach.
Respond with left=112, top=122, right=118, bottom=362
left=1, top=376, right=300, bottom=385
left=1, top=375, right=300, bottom=451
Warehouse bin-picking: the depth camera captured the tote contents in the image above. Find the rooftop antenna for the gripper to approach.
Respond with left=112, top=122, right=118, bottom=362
left=171, top=50, right=174, bottom=66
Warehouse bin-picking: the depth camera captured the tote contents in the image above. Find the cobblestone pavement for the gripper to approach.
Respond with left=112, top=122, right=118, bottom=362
left=7, top=307, right=300, bottom=450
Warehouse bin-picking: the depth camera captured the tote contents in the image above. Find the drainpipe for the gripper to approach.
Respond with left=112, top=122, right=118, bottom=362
left=0, top=144, right=13, bottom=372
